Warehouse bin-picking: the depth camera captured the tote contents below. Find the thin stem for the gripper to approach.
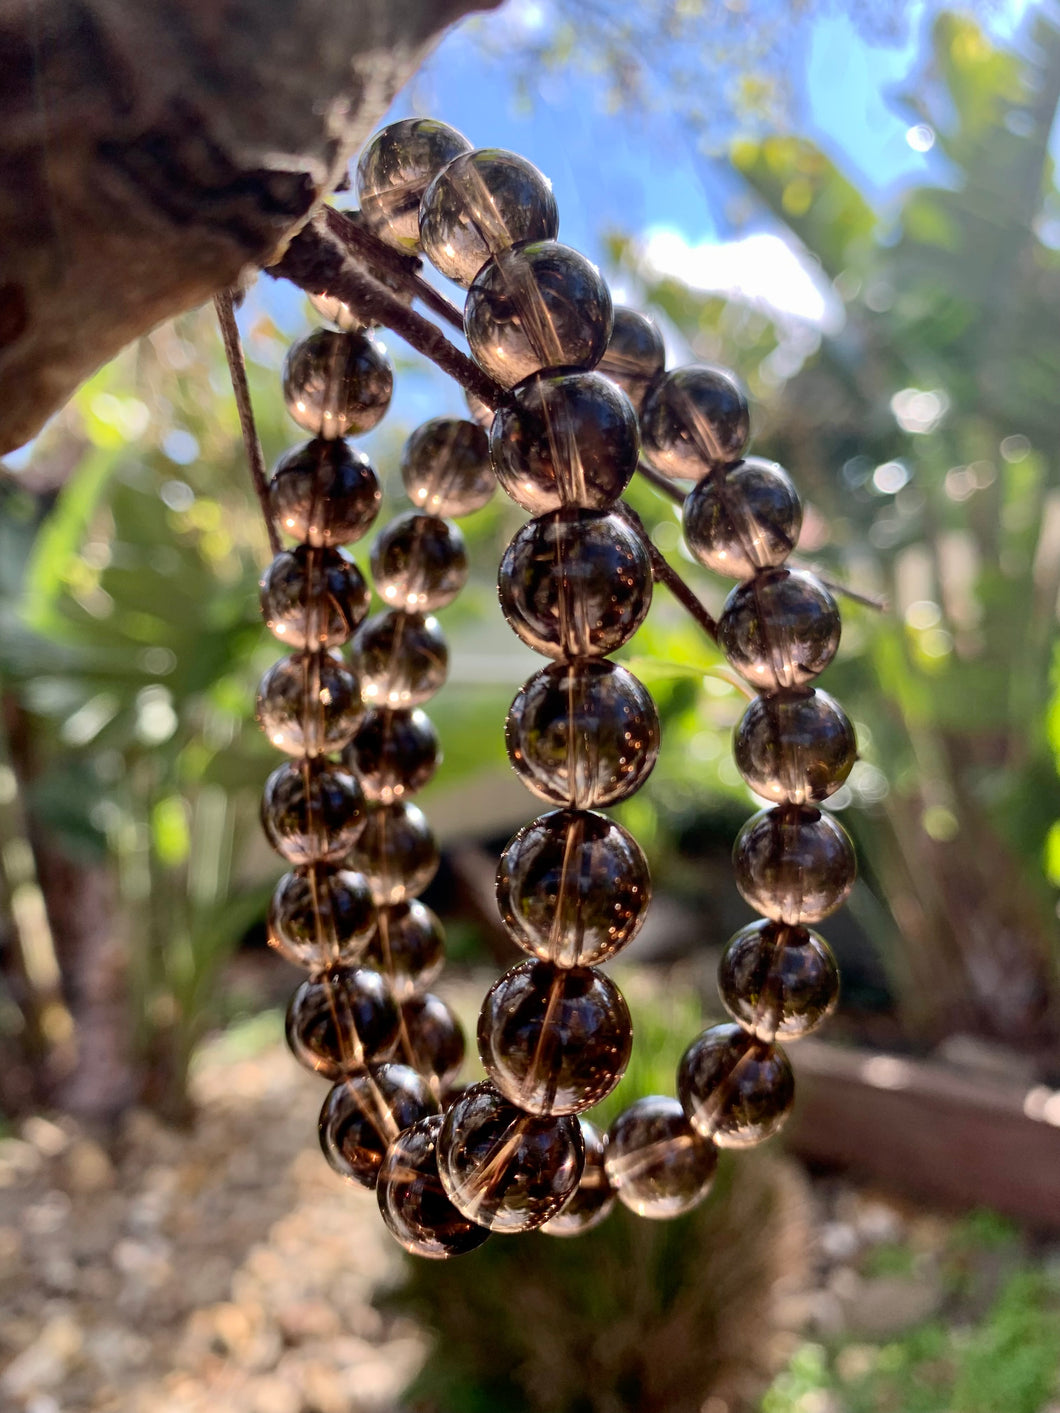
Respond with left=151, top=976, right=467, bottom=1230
left=213, top=289, right=281, bottom=557
left=618, top=501, right=718, bottom=642
left=791, top=559, right=889, bottom=613
left=635, top=457, right=688, bottom=507
left=323, top=207, right=466, bottom=333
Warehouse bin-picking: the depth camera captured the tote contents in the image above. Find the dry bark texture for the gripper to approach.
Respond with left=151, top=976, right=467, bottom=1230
left=0, top=0, right=497, bottom=454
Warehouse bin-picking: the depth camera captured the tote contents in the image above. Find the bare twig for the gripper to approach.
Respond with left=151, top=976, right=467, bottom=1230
left=324, top=207, right=466, bottom=332
left=214, top=289, right=281, bottom=557
left=635, top=457, right=688, bottom=507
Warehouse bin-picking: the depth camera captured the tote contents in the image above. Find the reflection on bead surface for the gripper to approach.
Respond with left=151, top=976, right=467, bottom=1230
left=356, top=119, right=472, bottom=251
left=419, top=148, right=559, bottom=287
left=256, top=651, right=362, bottom=758
left=597, top=306, right=666, bottom=413
left=282, top=329, right=393, bottom=439
left=344, top=707, right=439, bottom=804
left=683, top=458, right=802, bottom=579
left=543, top=1119, right=614, bottom=1236
left=365, top=900, right=446, bottom=1001
left=678, top=1023, right=795, bottom=1149
left=400, top=994, right=465, bottom=1090
left=733, top=804, right=856, bottom=924
left=377, top=1115, right=490, bottom=1258
left=478, top=960, right=631, bottom=1115
left=261, top=759, right=365, bottom=865
left=718, top=569, right=841, bottom=691
left=465, top=388, right=494, bottom=430
left=604, top=1096, right=717, bottom=1220
left=506, top=660, right=659, bottom=808
left=268, top=438, right=381, bottom=548
left=498, top=509, right=652, bottom=660
left=640, top=365, right=751, bottom=479
left=497, top=810, right=651, bottom=967
left=401, top=417, right=495, bottom=518
left=286, top=965, right=399, bottom=1079
left=437, top=1081, right=583, bottom=1233
left=349, top=801, right=439, bottom=906
left=319, top=1063, right=439, bottom=1188
left=371, top=512, right=468, bottom=612
left=490, top=370, right=639, bottom=514
left=354, top=610, right=448, bottom=708
left=465, top=242, right=612, bottom=388
left=268, top=865, right=375, bottom=969
left=734, top=690, right=856, bottom=804
left=718, top=920, right=839, bottom=1041
left=260, top=546, right=370, bottom=650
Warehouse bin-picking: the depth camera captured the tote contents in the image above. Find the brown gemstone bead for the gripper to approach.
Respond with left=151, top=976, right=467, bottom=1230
left=733, top=803, right=856, bottom=925
left=718, top=920, right=839, bottom=1042
left=282, top=328, right=393, bottom=439
left=604, top=1096, right=717, bottom=1220
left=268, top=438, right=381, bottom=547
left=734, top=689, right=857, bottom=805
left=255, top=650, right=363, bottom=758
left=319, top=1063, right=439, bottom=1189
left=285, top=965, right=399, bottom=1079
left=717, top=568, right=841, bottom=692
left=260, top=758, right=365, bottom=866
left=356, top=118, right=472, bottom=251
left=400, top=417, right=495, bottom=518
left=260, top=546, right=370, bottom=650
left=596, top=305, right=665, bottom=414
left=364, top=900, right=446, bottom=1002
left=683, top=458, right=802, bottom=579
left=640, top=364, right=751, bottom=479
left=267, top=865, right=375, bottom=969
left=399, top=993, right=465, bottom=1090
left=677, top=1023, right=795, bottom=1149
left=376, top=1115, right=490, bottom=1259
left=543, top=1119, right=615, bottom=1237
left=354, top=610, right=449, bottom=709
left=348, top=801, right=439, bottom=906
left=371, top=511, right=468, bottom=613
left=343, top=707, right=440, bottom=805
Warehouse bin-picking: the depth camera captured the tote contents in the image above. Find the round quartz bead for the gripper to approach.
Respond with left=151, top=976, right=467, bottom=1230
left=464, top=241, right=612, bottom=388
left=399, top=994, right=465, bottom=1090
left=365, top=901, right=446, bottom=1001
left=309, top=289, right=366, bottom=333
left=734, top=689, right=857, bottom=805
left=640, top=364, right=751, bottom=479
left=356, top=119, right=472, bottom=251
left=498, top=509, right=652, bottom=660
left=348, top=801, right=439, bottom=906
left=319, top=1062, right=439, bottom=1189
left=478, top=960, right=632, bottom=1116
left=717, top=569, right=841, bottom=692
left=343, top=707, right=440, bottom=804
left=401, top=417, right=495, bottom=518
left=437, top=1080, right=583, bottom=1233
left=464, top=388, right=494, bottom=430
left=256, top=651, right=362, bottom=758
left=260, top=546, right=370, bottom=650
left=733, top=803, right=856, bottom=925
left=596, top=306, right=666, bottom=413
left=489, top=370, right=639, bottom=514
left=678, top=1023, right=795, bottom=1149
left=419, top=148, right=559, bottom=287
left=261, top=758, right=365, bottom=866
left=604, top=1096, right=717, bottom=1220
left=268, top=438, right=381, bottom=548
left=376, top=1115, right=490, bottom=1259
left=543, top=1119, right=614, bottom=1237
left=506, top=660, right=660, bottom=809
left=282, top=328, right=393, bottom=439
left=718, top=919, right=839, bottom=1042
left=371, top=511, right=468, bottom=613
left=353, top=610, right=448, bottom=709
left=497, top=809, right=651, bottom=968
left=683, top=458, right=802, bottom=579
left=268, top=865, right=375, bottom=969
left=285, top=965, right=399, bottom=1079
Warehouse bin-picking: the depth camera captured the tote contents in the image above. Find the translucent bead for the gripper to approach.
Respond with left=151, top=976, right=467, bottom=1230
left=268, top=864, right=375, bottom=969
left=677, top=1023, right=795, bottom=1149
left=683, top=458, right=802, bottom=579
left=377, top=1115, right=490, bottom=1259
left=419, top=148, right=559, bottom=287
left=506, top=660, right=660, bottom=808
left=543, top=1119, right=614, bottom=1237
left=498, top=509, right=652, bottom=660
left=596, top=306, right=665, bottom=413
left=489, top=370, right=639, bottom=514
left=268, top=438, right=381, bottom=547
left=734, top=689, right=856, bottom=804
left=640, top=364, right=751, bottom=480
left=717, top=568, right=841, bottom=692
left=348, top=801, right=439, bottom=906
left=464, top=388, right=494, bottom=430
left=354, top=610, right=449, bottom=709
left=365, top=900, right=446, bottom=1001
left=496, top=809, right=651, bottom=967
left=401, top=417, right=495, bottom=518
left=371, top=511, right=468, bottom=612
left=261, top=758, right=365, bottom=865
left=399, top=994, right=465, bottom=1090
left=464, top=241, right=612, bottom=388
left=255, top=651, right=363, bottom=758
left=478, top=960, right=631, bottom=1115
left=604, top=1096, right=717, bottom=1220
left=437, top=1080, right=583, bottom=1233
left=309, top=289, right=366, bottom=333
left=356, top=119, right=472, bottom=251
left=733, top=804, right=856, bottom=924
left=282, top=329, right=393, bottom=439
left=260, top=546, right=370, bottom=650
left=285, top=965, right=399, bottom=1079
left=319, top=1063, right=439, bottom=1189
left=718, top=919, right=839, bottom=1042
left=343, top=707, right=440, bottom=804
